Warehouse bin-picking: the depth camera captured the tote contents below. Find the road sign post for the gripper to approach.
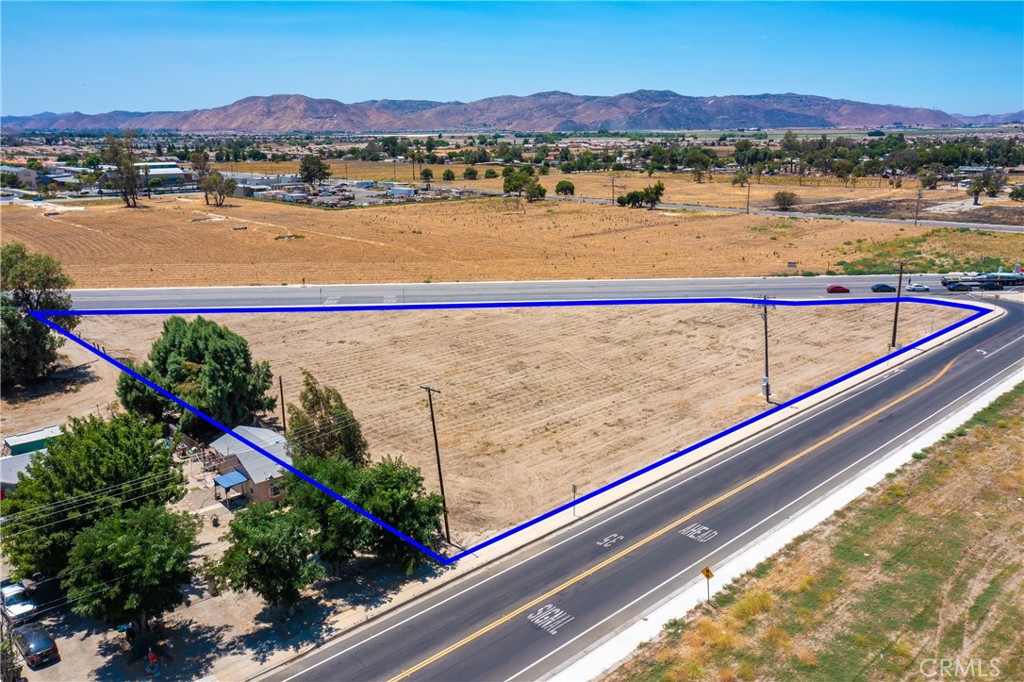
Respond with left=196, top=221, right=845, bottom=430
left=701, top=566, right=714, bottom=604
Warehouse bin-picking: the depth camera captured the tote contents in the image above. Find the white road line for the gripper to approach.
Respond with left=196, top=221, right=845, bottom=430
left=505, top=361, right=1024, bottom=682
left=275, top=367, right=910, bottom=681
left=984, top=332, right=1024, bottom=359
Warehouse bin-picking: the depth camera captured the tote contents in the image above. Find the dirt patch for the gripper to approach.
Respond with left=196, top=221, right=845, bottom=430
left=0, top=196, right=987, bottom=289
left=39, top=302, right=968, bottom=543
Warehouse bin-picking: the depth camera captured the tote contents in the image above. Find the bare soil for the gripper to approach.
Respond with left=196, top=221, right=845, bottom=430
left=14, top=302, right=966, bottom=544
left=5, top=196, right=1019, bottom=290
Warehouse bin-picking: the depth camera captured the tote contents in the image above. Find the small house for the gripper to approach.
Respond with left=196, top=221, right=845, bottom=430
left=2, top=425, right=61, bottom=458
left=210, top=426, right=292, bottom=504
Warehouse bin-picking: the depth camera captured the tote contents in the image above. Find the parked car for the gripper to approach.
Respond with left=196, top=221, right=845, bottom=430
left=826, top=285, right=850, bottom=294
left=906, top=283, right=930, bottom=292
left=946, top=282, right=971, bottom=292
left=979, top=281, right=1004, bottom=291
left=871, top=283, right=897, bottom=292
left=12, top=622, right=59, bottom=668
left=1, top=583, right=38, bottom=625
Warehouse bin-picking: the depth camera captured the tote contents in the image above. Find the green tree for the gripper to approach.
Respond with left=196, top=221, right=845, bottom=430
left=25, top=158, right=44, bottom=172
left=1, top=243, right=79, bottom=390
left=63, top=505, right=200, bottom=632
left=286, top=370, right=368, bottom=465
left=0, top=415, right=185, bottom=578
left=208, top=502, right=325, bottom=608
left=484, top=168, right=499, bottom=179
left=299, top=154, right=332, bottom=185
left=101, top=129, right=141, bottom=208
left=189, top=151, right=212, bottom=204
left=0, top=628, right=22, bottom=682
left=442, top=169, right=455, bottom=181
left=772, top=190, right=799, bottom=210
left=200, top=171, right=237, bottom=207
left=420, top=168, right=434, bottom=182
left=968, top=178, right=985, bottom=205
left=358, top=457, right=444, bottom=572
left=524, top=177, right=547, bottom=202
left=1010, top=184, right=1024, bottom=201
left=642, top=181, right=665, bottom=209
left=503, top=170, right=530, bottom=195
left=116, top=316, right=275, bottom=434
left=731, top=170, right=751, bottom=187
left=0, top=172, right=19, bottom=188
left=463, top=167, right=478, bottom=180
left=555, top=180, right=575, bottom=195
left=284, top=457, right=368, bottom=573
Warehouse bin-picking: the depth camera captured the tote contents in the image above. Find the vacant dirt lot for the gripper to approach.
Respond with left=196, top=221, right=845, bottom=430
left=5, top=196, right=1020, bottom=290
left=7, top=301, right=966, bottom=543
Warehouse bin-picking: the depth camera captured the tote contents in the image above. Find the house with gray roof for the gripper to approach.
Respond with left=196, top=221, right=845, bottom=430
left=210, top=426, right=292, bottom=504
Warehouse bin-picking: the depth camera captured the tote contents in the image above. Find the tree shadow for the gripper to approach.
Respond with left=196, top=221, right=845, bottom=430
left=92, top=620, right=239, bottom=682
left=1, top=361, right=100, bottom=402
left=235, top=558, right=450, bottom=664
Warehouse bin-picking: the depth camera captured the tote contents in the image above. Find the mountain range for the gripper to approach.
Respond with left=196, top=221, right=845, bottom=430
left=3, top=91, right=1021, bottom=134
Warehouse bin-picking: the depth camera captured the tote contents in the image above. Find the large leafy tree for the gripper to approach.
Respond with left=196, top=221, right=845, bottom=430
left=189, top=151, right=212, bottom=204
left=208, top=502, right=324, bottom=608
left=298, top=154, right=331, bottom=185
left=358, top=457, right=444, bottom=573
left=0, top=415, right=185, bottom=578
left=101, top=129, right=141, bottom=208
left=1, top=243, right=79, bottom=390
left=286, top=370, right=368, bottom=465
left=62, top=505, right=200, bottom=632
left=199, top=171, right=237, bottom=207
left=116, top=316, right=275, bottom=434
left=284, top=457, right=369, bottom=573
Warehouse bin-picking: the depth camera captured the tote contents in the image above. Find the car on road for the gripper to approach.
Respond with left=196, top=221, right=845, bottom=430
left=12, top=622, right=59, bottom=668
left=826, top=285, right=850, bottom=294
left=906, top=283, right=930, bottom=292
left=946, top=282, right=971, bottom=292
left=1, top=583, right=38, bottom=625
left=979, top=281, right=1004, bottom=291
left=870, top=283, right=896, bottom=292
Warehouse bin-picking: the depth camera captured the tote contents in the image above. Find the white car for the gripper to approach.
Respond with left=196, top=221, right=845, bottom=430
left=905, top=283, right=930, bottom=292
left=1, top=583, right=38, bottom=625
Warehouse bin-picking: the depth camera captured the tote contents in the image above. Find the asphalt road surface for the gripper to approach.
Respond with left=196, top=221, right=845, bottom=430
left=69, top=275, right=1011, bottom=311
left=253, top=295, right=1022, bottom=682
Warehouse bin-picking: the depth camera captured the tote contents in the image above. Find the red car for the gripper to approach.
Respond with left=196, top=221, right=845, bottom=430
left=826, top=285, right=850, bottom=294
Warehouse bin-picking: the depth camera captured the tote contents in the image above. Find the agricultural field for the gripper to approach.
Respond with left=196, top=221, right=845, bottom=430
left=606, top=384, right=1024, bottom=682
left=2, top=194, right=1021, bottom=289
left=5, top=302, right=971, bottom=543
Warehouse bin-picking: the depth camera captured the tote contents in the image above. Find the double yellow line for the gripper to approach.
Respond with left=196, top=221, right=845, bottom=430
left=388, top=354, right=961, bottom=681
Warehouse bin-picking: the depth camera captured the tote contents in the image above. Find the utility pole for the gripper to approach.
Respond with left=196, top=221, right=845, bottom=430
left=278, top=376, right=286, bottom=433
left=746, top=180, right=752, bottom=214
left=420, top=385, right=450, bottom=544
left=753, top=295, right=775, bottom=403
left=913, top=189, right=922, bottom=225
left=891, top=260, right=906, bottom=349
left=611, top=176, right=616, bottom=203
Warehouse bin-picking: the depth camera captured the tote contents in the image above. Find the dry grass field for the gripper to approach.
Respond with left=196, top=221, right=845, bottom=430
left=5, top=302, right=969, bottom=543
left=3, top=195, right=1021, bottom=289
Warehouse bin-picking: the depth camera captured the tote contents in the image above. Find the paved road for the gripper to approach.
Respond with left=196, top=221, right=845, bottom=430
left=69, top=275, right=1007, bottom=311
left=257, top=296, right=1022, bottom=682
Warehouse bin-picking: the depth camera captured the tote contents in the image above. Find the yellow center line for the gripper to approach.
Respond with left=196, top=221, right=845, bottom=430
left=388, top=354, right=962, bottom=681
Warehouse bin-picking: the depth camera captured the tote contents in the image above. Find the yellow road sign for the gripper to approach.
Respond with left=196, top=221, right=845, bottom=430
left=701, top=566, right=714, bottom=580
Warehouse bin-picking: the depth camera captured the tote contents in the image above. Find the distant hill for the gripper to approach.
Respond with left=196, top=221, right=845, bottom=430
left=1, top=91, right=1006, bottom=133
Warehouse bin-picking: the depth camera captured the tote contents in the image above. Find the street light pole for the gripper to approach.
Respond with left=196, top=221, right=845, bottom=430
left=891, top=260, right=906, bottom=349
left=420, top=385, right=451, bottom=544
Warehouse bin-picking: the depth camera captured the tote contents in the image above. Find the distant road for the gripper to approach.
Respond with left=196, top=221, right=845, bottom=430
left=69, top=275, right=998, bottom=311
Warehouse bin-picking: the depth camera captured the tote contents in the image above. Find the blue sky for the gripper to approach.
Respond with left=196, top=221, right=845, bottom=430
left=2, top=2, right=1021, bottom=117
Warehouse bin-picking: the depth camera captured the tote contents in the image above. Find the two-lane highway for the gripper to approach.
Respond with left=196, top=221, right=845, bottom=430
left=257, top=295, right=1022, bottom=682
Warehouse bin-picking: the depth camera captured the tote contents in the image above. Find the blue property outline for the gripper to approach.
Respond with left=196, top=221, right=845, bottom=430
left=30, top=296, right=991, bottom=565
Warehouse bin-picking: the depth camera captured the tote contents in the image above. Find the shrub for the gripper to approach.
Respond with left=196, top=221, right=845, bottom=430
left=772, top=190, right=798, bottom=210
